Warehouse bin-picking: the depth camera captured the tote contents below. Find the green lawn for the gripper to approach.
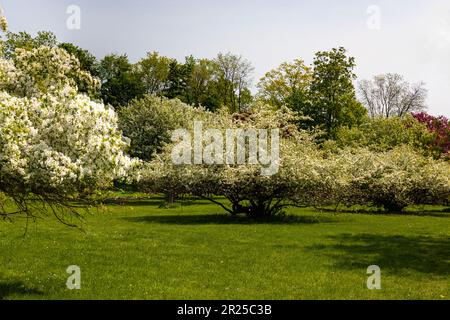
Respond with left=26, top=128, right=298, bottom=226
left=0, top=196, right=449, bottom=300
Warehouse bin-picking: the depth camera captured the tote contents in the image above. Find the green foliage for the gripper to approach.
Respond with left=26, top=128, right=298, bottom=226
left=58, top=42, right=100, bottom=97
left=257, top=48, right=366, bottom=135
left=165, top=56, right=194, bottom=101
left=134, top=51, right=173, bottom=95
left=119, top=95, right=211, bottom=161
left=98, top=54, right=145, bottom=108
left=309, top=47, right=367, bottom=136
left=257, top=59, right=312, bottom=110
left=330, top=115, right=434, bottom=154
left=58, top=43, right=98, bottom=76
left=213, top=52, right=254, bottom=112
left=1, top=31, right=57, bottom=59
left=95, top=52, right=254, bottom=111
left=184, top=58, right=222, bottom=111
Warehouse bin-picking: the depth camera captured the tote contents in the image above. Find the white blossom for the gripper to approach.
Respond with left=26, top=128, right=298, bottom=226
left=0, top=33, right=138, bottom=202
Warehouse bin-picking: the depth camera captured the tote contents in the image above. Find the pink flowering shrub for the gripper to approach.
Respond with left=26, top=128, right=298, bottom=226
left=412, top=112, right=450, bottom=159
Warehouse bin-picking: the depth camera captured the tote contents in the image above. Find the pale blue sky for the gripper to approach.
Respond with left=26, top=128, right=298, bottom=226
left=2, top=0, right=449, bottom=116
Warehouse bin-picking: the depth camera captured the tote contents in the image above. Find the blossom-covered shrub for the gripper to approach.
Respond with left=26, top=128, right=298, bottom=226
left=332, top=146, right=450, bottom=212
left=0, top=46, right=99, bottom=98
left=139, top=100, right=450, bottom=216
left=0, top=17, right=136, bottom=219
left=139, top=103, right=331, bottom=218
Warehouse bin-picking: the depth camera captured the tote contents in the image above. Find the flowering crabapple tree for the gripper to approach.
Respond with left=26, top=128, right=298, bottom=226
left=139, top=99, right=450, bottom=216
left=0, top=16, right=137, bottom=222
left=412, top=112, right=450, bottom=159
left=139, top=103, right=334, bottom=218
left=329, top=146, right=450, bottom=212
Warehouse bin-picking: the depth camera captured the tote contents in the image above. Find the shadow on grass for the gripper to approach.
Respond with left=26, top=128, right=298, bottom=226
left=0, top=279, right=43, bottom=300
left=124, top=213, right=341, bottom=225
left=104, top=199, right=214, bottom=208
left=398, top=211, right=450, bottom=218
left=308, top=233, right=450, bottom=276
left=315, top=207, right=450, bottom=218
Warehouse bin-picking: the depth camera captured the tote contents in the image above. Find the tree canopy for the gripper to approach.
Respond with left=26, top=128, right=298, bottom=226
left=358, top=73, right=427, bottom=118
left=0, top=19, right=136, bottom=220
left=257, top=48, right=367, bottom=136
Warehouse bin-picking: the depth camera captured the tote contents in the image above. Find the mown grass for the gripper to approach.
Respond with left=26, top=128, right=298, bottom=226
left=0, top=196, right=449, bottom=300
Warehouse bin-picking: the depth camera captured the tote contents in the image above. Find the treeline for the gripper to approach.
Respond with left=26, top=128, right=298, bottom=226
left=1, top=30, right=433, bottom=140
left=1, top=30, right=254, bottom=112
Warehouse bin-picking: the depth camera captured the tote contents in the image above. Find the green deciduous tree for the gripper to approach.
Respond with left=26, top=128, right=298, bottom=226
left=119, top=95, right=211, bottom=161
left=98, top=54, right=144, bottom=108
left=134, top=51, right=173, bottom=95
left=184, top=58, right=215, bottom=108
left=1, top=31, right=57, bottom=59
left=309, top=47, right=367, bottom=136
left=214, top=52, right=254, bottom=112
left=164, top=56, right=193, bottom=101
left=257, top=59, right=312, bottom=111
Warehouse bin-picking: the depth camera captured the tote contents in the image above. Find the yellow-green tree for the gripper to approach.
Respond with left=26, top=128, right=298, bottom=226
left=257, top=59, right=312, bottom=110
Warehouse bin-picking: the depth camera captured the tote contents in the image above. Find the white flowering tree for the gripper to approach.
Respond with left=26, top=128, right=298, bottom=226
left=138, top=97, right=450, bottom=216
left=0, top=15, right=136, bottom=221
left=139, top=103, right=334, bottom=218
left=330, top=146, right=450, bottom=212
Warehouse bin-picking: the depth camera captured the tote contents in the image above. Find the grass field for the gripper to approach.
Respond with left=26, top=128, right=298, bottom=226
left=0, top=196, right=449, bottom=300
